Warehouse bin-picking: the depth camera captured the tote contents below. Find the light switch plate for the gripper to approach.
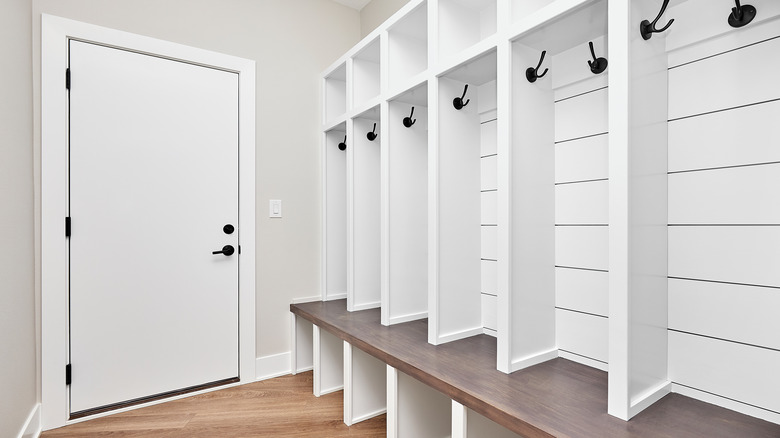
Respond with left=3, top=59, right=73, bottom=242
left=269, top=199, right=282, bottom=218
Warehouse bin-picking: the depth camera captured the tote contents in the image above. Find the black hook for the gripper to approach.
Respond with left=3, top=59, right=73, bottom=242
left=587, top=41, right=608, bottom=75
left=453, top=84, right=470, bottom=110
left=728, top=0, right=756, bottom=28
left=526, top=51, right=549, bottom=83
left=403, top=107, right=416, bottom=128
left=338, top=135, right=346, bottom=151
left=367, top=123, right=378, bottom=141
left=640, top=0, right=674, bottom=40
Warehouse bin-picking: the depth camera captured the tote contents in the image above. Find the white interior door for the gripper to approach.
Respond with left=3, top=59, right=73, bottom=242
left=68, top=40, right=239, bottom=414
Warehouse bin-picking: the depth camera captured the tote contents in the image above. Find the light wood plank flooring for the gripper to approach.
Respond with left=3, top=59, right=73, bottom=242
left=42, top=372, right=386, bottom=437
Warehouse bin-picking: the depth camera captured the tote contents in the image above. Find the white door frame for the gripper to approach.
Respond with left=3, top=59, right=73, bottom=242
left=41, top=14, right=256, bottom=430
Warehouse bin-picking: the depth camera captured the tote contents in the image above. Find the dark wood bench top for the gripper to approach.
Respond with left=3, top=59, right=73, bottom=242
left=291, top=299, right=780, bottom=438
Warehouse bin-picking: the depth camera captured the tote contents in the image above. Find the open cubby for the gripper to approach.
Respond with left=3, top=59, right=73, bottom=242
left=382, top=84, right=428, bottom=326
left=324, top=125, right=347, bottom=301
left=313, top=326, right=344, bottom=396
left=349, top=107, right=381, bottom=311
left=438, top=0, right=497, bottom=60
left=430, top=49, right=496, bottom=345
left=388, top=2, right=428, bottom=91
left=510, top=0, right=556, bottom=26
left=390, top=367, right=451, bottom=438
left=324, top=63, right=347, bottom=123
left=500, top=0, right=608, bottom=374
left=343, top=342, right=386, bottom=425
left=352, top=38, right=381, bottom=107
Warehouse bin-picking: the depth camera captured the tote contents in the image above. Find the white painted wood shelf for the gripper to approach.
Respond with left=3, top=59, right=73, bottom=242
left=313, top=0, right=780, bottom=431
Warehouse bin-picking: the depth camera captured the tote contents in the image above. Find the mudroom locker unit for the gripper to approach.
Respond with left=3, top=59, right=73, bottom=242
left=293, top=0, right=780, bottom=436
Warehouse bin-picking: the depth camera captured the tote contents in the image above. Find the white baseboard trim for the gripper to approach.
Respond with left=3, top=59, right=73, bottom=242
left=292, top=295, right=322, bottom=304
left=256, top=352, right=291, bottom=381
left=386, top=311, right=428, bottom=325
left=672, top=383, right=780, bottom=425
left=18, top=403, right=41, bottom=438
left=349, top=301, right=381, bottom=311
left=353, top=408, right=387, bottom=424
left=295, top=365, right=314, bottom=374
left=324, top=292, right=347, bottom=301
left=629, top=381, right=671, bottom=418
left=558, top=350, right=609, bottom=372
left=318, top=385, right=344, bottom=396
left=509, top=348, right=559, bottom=373
left=433, top=326, right=484, bottom=345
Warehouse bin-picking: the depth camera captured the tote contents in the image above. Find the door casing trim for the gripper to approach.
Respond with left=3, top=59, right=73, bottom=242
left=41, top=14, right=256, bottom=430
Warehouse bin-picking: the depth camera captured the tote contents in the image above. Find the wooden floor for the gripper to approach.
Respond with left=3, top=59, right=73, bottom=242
left=41, top=372, right=385, bottom=437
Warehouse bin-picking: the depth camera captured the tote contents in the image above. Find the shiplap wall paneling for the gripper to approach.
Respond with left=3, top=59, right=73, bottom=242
left=324, top=63, right=347, bottom=123
left=352, top=38, right=381, bottom=107
left=313, top=326, right=344, bottom=396
left=607, top=0, right=669, bottom=420
left=669, top=331, right=780, bottom=424
left=480, top=79, right=498, bottom=336
left=324, top=127, right=348, bottom=300
left=430, top=49, right=496, bottom=345
left=343, top=342, right=386, bottom=425
left=349, top=112, right=382, bottom=311
left=387, top=2, right=428, bottom=92
left=556, top=308, right=608, bottom=370
left=383, top=87, right=429, bottom=326
left=390, top=368, right=452, bottom=438
left=665, top=0, right=780, bottom=422
left=438, top=0, right=498, bottom=61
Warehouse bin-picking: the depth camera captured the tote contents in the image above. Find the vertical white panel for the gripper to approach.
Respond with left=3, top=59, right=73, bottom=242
left=481, top=226, right=498, bottom=260
left=325, top=129, right=348, bottom=298
left=481, top=191, right=498, bottom=225
left=480, top=120, right=498, bottom=156
left=481, top=260, right=497, bottom=295
left=480, top=155, right=498, bottom=190
left=314, top=328, right=344, bottom=396
left=555, top=268, right=608, bottom=317
left=293, top=316, right=313, bottom=373
left=481, top=294, right=498, bottom=330
left=555, top=180, right=608, bottom=225
left=669, top=331, right=780, bottom=414
left=348, top=345, right=387, bottom=424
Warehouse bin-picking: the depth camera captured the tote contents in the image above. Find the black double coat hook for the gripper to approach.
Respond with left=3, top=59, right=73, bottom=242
left=367, top=123, right=378, bottom=141
left=640, top=0, right=674, bottom=40
left=338, top=135, right=346, bottom=151
left=403, top=107, right=416, bottom=128
left=728, top=0, right=756, bottom=28
left=453, top=85, right=470, bottom=110
left=587, top=41, right=608, bottom=75
left=526, top=51, right=548, bottom=83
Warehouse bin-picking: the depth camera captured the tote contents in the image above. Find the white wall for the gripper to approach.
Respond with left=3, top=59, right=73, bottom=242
left=0, top=0, right=38, bottom=437
left=31, top=0, right=362, bottom=363
left=360, top=0, right=410, bottom=37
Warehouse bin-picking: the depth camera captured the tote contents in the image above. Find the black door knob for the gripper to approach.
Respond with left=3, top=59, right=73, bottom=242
left=212, top=245, right=235, bottom=256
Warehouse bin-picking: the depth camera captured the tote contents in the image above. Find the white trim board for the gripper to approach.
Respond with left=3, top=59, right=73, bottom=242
left=17, top=404, right=41, bottom=438
left=256, top=352, right=292, bottom=381
left=41, top=14, right=256, bottom=430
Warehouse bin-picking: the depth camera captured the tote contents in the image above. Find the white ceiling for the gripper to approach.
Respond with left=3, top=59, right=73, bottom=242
left=332, top=0, right=371, bottom=11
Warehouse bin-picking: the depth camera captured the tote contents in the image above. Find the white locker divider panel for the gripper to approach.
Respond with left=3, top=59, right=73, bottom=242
left=431, top=49, right=497, bottom=345
left=481, top=294, right=498, bottom=333
left=669, top=163, right=780, bottom=225
left=556, top=308, right=608, bottom=365
left=669, top=226, right=780, bottom=288
left=394, top=369, right=451, bottom=438
left=313, top=326, right=344, bottom=396
left=555, top=226, right=608, bottom=271
left=554, top=134, right=608, bottom=184
left=481, top=260, right=497, bottom=295
left=343, top=342, right=386, bottom=425
left=669, top=331, right=780, bottom=420
left=324, top=63, right=347, bottom=123
left=350, top=114, right=382, bottom=311
left=668, top=99, right=780, bottom=173
left=555, top=180, right=608, bottom=225
left=325, top=128, right=348, bottom=300
left=668, top=34, right=780, bottom=120
left=352, top=38, right=381, bottom=107
left=291, top=315, right=314, bottom=374
left=555, top=268, right=608, bottom=317
left=481, top=190, right=497, bottom=225
left=384, top=91, right=429, bottom=326
left=668, top=278, right=780, bottom=352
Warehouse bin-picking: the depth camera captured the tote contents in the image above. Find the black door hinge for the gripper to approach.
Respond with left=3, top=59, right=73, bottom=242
left=238, top=245, right=241, bottom=255
left=66, top=364, right=72, bottom=385
left=66, top=68, right=71, bottom=90
left=65, top=217, right=71, bottom=238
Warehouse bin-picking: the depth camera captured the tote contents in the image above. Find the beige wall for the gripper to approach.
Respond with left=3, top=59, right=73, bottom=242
left=0, top=0, right=38, bottom=436
left=31, top=0, right=361, bottom=362
left=360, top=0, right=411, bottom=37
